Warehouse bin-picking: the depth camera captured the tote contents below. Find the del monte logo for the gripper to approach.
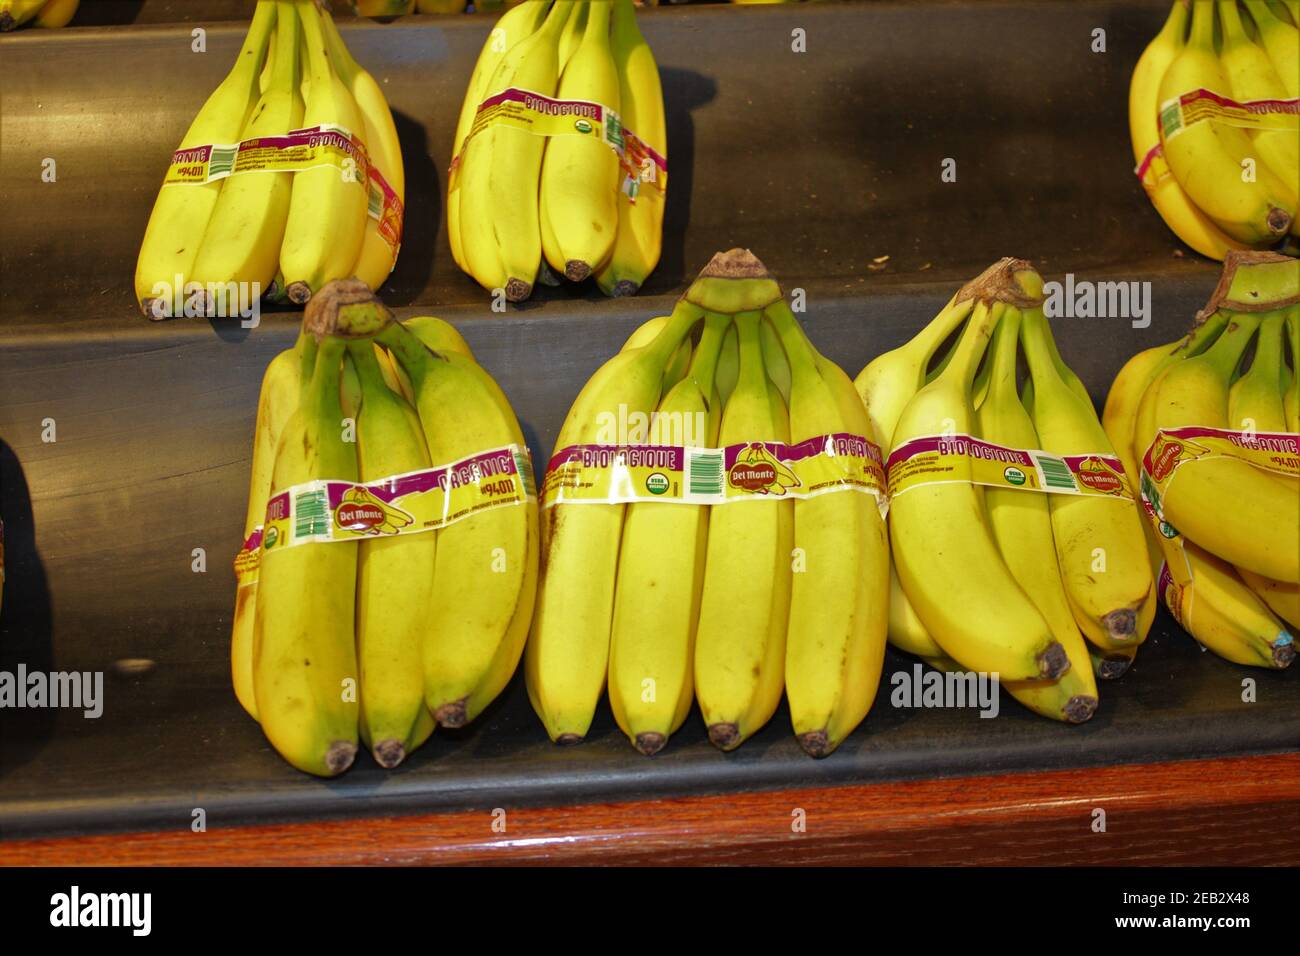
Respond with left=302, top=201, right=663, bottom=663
left=1075, top=456, right=1125, bottom=494
left=727, top=443, right=801, bottom=496
left=1149, top=440, right=1183, bottom=481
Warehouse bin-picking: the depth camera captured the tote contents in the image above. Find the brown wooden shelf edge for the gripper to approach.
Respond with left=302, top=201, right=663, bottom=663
left=5, top=751, right=1299, bottom=866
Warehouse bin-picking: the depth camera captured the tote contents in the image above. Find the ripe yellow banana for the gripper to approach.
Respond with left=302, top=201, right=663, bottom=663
left=595, top=0, right=667, bottom=297
left=1020, top=304, right=1154, bottom=650
left=134, top=2, right=276, bottom=317
left=457, top=1, right=574, bottom=300
left=1229, top=311, right=1290, bottom=432
left=1243, top=0, right=1300, bottom=100
left=540, top=0, right=620, bottom=280
left=764, top=300, right=890, bottom=753
left=322, top=6, right=406, bottom=294
left=372, top=316, right=540, bottom=730
left=527, top=298, right=704, bottom=742
left=232, top=336, right=308, bottom=721
left=714, top=316, right=790, bottom=404
left=608, top=312, right=728, bottom=755
left=0, top=0, right=47, bottom=30
left=1129, top=0, right=1248, bottom=260
left=447, top=1, right=551, bottom=271
left=974, top=308, right=1099, bottom=722
left=558, top=0, right=588, bottom=69
left=279, top=0, right=370, bottom=304
left=1141, top=305, right=1299, bottom=584
left=253, top=334, right=359, bottom=777
left=694, top=311, right=793, bottom=750
left=348, top=342, right=437, bottom=768
left=1158, top=1, right=1293, bottom=244
left=191, top=2, right=304, bottom=304
left=890, top=267, right=1066, bottom=681
left=33, top=0, right=77, bottom=28
left=621, top=314, right=693, bottom=388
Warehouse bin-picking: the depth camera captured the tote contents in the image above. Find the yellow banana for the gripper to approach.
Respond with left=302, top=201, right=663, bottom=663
left=558, top=0, right=588, bottom=69
left=252, top=334, right=359, bottom=777
left=766, top=300, right=891, bottom=753
left=608, top=312, right=728, bottom=755
left=527, top=298, right=703, bottom=741
left=595, top=0, right=667, bottom=297
left=457, top=1, right=573, bottom=300
left=322, top=6, right=406, bottom=294
left=1243, top=0, right=1300, bottom=100
left=1158, top=1, right=1293, bottom=244
left=1229, top=310, right=1290, bottom=432
left=621, top=314, right=693, bottom=388
left=279, top=0, right=371, bottom=304
left=0, top=0, right=47, bottom=30
left=33, top=0, right=77, bottom=28
left=134, top=2, right=276, bottom=317
left=694, top=311, right=793, bottom=750
left=191, top=2, right=304, bottom=305
left=540, top=0, right=620, bottom=280
left=348, top=341, right=437, bottom=768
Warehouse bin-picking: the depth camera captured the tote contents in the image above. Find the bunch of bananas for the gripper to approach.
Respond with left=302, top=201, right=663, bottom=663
left=1104, top=250, right=1298, bottom=670
left=1129, top=1, right=1299, bottom=260
left=0, top=0, right=77, bottom=29
left=231, top=279, right=539, bottom=776
left=859, top=259, right=1157, bottom=722
left=449, top=0, right=667, bottom=302
left=527, top=249, right=890, bottom=757
left=135, top=1, right=404, bottom=319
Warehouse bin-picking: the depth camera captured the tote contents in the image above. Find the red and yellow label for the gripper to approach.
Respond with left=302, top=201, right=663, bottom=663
left=1160, top=88, right=1299, bottom=142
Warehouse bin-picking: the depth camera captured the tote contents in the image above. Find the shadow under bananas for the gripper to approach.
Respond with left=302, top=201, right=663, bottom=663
left=376, top=108, right=441, bottom=309
left=0, top=439, right=56, bottom=781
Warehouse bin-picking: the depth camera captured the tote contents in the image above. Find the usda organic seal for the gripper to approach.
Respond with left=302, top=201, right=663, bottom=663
left=646, top=472, right=670, bottom=496
left=1003, top=466, right=1027, bottom=486
left=575, top=119, right=593, bottom=134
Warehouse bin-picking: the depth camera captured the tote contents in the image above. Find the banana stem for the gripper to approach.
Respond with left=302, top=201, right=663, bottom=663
left=734, top=311, right=766, bottom=393
left=940, top=300, right=1000, bottom=389
left=377, top=319, right=441, bottom=391
left=307, top=337, right=348, bottom=427
left=762, top=298, right=818, bottom=381
left=687, top=312, right=731, bottom=399
left=317, top=2, right=359, bottom=85
left=296, top=0, right=331, bottom=85
left=1188, top=0, right=1213, bottom=48
left=235, top=1, right=278, bottom=84
left=296, top=327, right=318, bottom=406
left=644, top=299, right=706, bottom=369
left=985, top=306, right=1024, bottom=406
left=1019, top=306, right=1071, bottom=398
left=270, top=1, right=300, bottom=94
left=1202, top=311, right=1264, bottom=378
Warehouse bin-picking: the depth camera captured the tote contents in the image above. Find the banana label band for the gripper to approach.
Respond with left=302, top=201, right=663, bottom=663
left=448, top=86, right=666, bottom=200
left=1140, top=426, right=1300, bottom=523
left=1156, top=561, right=1190, bottom=629
left=367, top=163, right=404, bottom=257
left=234, top=443, right=534, bottom=578
left=886, top=434, right=1134, bottom=502
left=541, top=433, right=887, bottom=513
left=1159, top=88, right=1299, bottom=142
left=164, top=124, right=369, bottom=186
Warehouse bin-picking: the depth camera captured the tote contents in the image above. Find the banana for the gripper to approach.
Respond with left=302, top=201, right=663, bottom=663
left=527, top=298, right=703, bottom=742
left=715, top=316, right=791, bottom=404
left=974, top=309, right=1098, bottom=722
left=1229, top=311, right=1290, bottom=432
left=762, top=300, right=890, bottom=753
left=457, top=1, right=573, bottom=300
left=348, top=341, right=437, bottom=768
left=1159, top=542, right=1295, bottom=668
left=890, top=264, right=1066, bottom=681
left=1090, top=643, right=1137, bottom=681
left=1218, top=1, right=1300, bottom=217
left=33, top=0, right=77, bottom=28
left=1141, top=304, right=1299, bottom=584
left=252, top=333, right=359, bottom=777
left=0, top=0, right=46, bottom=29
left=1158, top=1, right=1293, bottom=244
left=191, top=2, right=304, bottom=306
left=540, top=0, right=620, bottom=281
left=621, top=314, right=693, bottom=389
left=1243, top=0, right=1300, bottom=100
left=558, top=0, right=588, bottom=69
left=1129, top=0, right=1248, bottom=260
left=693, top=311, right=793, bottom=750
left=595, top=0, right=667, bottom=297
left=232, top=337, right=308, bottom=721
left=608, top=312, right=728, bottom=755
left=1237, top=566, right=1300, bottom=630
left=447, top=1, right=552, bottom=272
left=134, top=2, right=276, bottom=318
left=370, top=312, right=540, bottom=730
left=279, top=0, right=371, bottom=304
left=321, top=6, right=406, bottom=294
left=1287, top=310, right=1299, bottom=430
left=1020, top=303, right=1154, bottom=650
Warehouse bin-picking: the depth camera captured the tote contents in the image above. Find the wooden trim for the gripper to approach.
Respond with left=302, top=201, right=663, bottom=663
left=5, top=752, right=1299, bottom=866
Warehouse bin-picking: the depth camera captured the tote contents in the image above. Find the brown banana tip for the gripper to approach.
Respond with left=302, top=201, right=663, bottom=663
left=434, top=698, right=469, bottom=729
left=504, top=277, right=533, bottom=302
left=634, top=732, right=666, bottom=756
left=373, top=739, right=406, bottom=769
left=140, top=298, right=166, bottom=321
left=1097, top=655, right=1133, bottom=680
left=554, top=732, right=584, bottom=746
left=325, top=740, right=357, bottom=776
left=1102, top=608, right=1138, bottom=641
left=1272, top=638, right=1296, bottom=669
left=563, top=260, right=592, bottom=283
left=699, top=248, right=770, bottom=280
left=797, top=730, right=833, bottom=759
left=1037, top=642, right=1071, bottom=680
left=957, top=257, right=1042, bottom=307
left=612, top=279, right=640, bottom=298
left=1267, top=207, right=1292, bottom=235
left=286, top=281, right=313, bottom=305
left=0, top=14, right=14, bottom=31
left=707, top=722, right=740, bottom=751
left=1064, top=695, right=1098, bottom=724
